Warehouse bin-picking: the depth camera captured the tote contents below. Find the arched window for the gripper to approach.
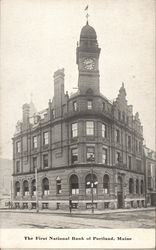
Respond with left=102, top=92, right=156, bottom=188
left=69, top=175, right=79, bottom=195
left=103, top=174, right=109, bottom=194
left=42, top=178, right=49, bottom=195
left=129, top=178, right=134, bottom=194
left=56, top=176, right=62, bottom=194
left=85, top=174, right=98, bottom=194
left=15, top=181, right=20, bottom=196
left=23, top=180, right=29, bottom=196
left=136, top=179, right=139, bottom=194
left=141, top=180, right=144, bottom=194
left=32, top=179, right=36, bottom=196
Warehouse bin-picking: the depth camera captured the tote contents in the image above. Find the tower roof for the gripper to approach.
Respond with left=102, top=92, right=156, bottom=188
left=80, top=22, right=97, bottom=39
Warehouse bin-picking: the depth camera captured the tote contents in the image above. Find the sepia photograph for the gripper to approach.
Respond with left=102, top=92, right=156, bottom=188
left=0, top=0, right=155, bottom=248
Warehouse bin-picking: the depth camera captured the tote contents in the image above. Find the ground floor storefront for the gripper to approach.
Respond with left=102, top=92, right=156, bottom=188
left=12, top=165, right=146, bottom=210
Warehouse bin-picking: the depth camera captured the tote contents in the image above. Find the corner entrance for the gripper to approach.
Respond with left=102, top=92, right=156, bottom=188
left=117, top=176, right=124, bottom=208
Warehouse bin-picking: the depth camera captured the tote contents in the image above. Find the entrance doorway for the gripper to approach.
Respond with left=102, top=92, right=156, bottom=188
left=117, top=176, right=124, bottom=208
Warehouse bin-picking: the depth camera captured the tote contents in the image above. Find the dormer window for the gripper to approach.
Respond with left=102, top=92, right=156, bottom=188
left=73, top=101, right=77, bottom=111
left=87, top=100, right=93, bottom=110
left=43, top=132, right=48, bottom=145
left=16, top=141, right=21, bottom=153
left=16, top=161, right=20, bottom=173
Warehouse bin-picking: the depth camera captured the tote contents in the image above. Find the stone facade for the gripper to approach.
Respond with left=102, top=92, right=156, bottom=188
left=12, top=21, right=145, bottom=210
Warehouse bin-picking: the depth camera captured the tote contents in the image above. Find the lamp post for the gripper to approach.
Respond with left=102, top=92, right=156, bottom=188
left=91, top=167, right=94, bottom=213
left=90, top=167, right=98, bottom=214
left=35, top=167, right=39, bottom=213
left=87, top=154, right=98, bottom=214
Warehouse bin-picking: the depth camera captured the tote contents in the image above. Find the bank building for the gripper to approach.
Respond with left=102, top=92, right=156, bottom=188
left=12, top=19, right=145, bottom=211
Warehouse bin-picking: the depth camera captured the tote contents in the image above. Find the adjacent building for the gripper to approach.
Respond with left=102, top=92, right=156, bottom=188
left=144, top=146, right=156, bottom=207
left=0, top=158, right=12, bottom=208
left=12, top=21, right=146, bottom=210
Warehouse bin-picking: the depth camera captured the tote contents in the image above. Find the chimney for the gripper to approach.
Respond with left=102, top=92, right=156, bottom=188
left=54, top=68, right=65, bottom=93
left=22, top=103, right=30, bottom=125
left=53, top=68, right=65, bottom=117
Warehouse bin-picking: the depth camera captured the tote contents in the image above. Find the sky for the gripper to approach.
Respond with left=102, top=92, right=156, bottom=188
left=0, top=0, right=155, bottom=159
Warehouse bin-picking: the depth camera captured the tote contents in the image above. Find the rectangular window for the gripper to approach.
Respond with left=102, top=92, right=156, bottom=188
left=128, top=136, right=131, bottom=149
left=42, top=203, right=49, bottom=209
left=16, top=141, right=21, bottom=153
left=147, top=164, right=151, bottom=176
left=16, top=161, right=20, bottom=173
left=87, top=100, right=93, bottom=110
left=136, top=159, right=141, bottom=172
left=86, top=121, right=94, bottom=136
left=43, top=154, right=48, bottom=168
left=104, top=202, right=110, bottom=209
left=73, top=101, right=77, bottom=111
left=87, top=147, right=95, bottom=162
left=128, top=156, right=132, bottom=169
left=135, top=140, right=138, bottom=152
left=102, top=148, right=107, bottom=164
left=33, top=136, right=37, bottom=148
left=56, top=178, right=62, bottom=194
left=102, top=124, right=107, bottom=138
left=116, top=129, right=120, bottom=143
left=71, top=123, right=78, bottom=137
left=33, top=157, right=37, bottom=170
left=86, top=203, right=97, bottom=209
left=43, top=132, right=48, bottom=145
left=71, top=148, right=78, bottom=164
left=148, top=177, right=152, bottom=189
left=116, top=152, right=121, bottom=163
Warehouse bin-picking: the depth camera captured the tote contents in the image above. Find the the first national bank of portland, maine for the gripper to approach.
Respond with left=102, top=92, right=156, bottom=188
left=12, top=19, right=146, bottom=211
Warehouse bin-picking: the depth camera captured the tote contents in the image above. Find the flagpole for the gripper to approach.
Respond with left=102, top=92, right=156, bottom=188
left=84, top=5, right=89, bottom=24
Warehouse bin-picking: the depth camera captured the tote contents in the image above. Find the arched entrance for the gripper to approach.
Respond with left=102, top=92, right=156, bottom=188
left=117, top=176, right=123, bottom=208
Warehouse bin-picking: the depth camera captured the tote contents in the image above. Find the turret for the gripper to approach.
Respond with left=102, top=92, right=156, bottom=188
left=76, top=22, right=101, bottom=95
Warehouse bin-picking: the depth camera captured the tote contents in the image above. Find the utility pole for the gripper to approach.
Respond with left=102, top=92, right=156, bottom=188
left=10, top=179, right=13, bottom=209
left=35, top=167, right=39, bottom=213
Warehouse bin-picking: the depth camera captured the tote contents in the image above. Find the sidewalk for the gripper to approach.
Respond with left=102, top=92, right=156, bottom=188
left=0, top=206, right=155, bottom=215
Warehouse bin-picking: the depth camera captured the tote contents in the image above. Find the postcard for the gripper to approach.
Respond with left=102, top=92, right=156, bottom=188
left=0, top=0, right=155, bottom=249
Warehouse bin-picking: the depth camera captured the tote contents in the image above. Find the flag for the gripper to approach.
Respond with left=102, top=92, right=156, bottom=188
left=85, top=5, right=88, bottom=11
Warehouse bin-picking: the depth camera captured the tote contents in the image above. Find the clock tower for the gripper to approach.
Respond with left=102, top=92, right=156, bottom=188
left=76, top=21, right=101, bottom=94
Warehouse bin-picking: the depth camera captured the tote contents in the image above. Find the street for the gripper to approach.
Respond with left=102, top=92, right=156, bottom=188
left=0, top=209, right=155, bottom=228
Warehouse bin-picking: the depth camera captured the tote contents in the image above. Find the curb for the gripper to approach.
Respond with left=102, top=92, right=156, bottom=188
left=0, top=207, right=155, bottom=216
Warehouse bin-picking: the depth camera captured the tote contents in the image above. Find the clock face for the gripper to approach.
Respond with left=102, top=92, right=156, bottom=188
left=83, top=58, right=95, bottom=70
